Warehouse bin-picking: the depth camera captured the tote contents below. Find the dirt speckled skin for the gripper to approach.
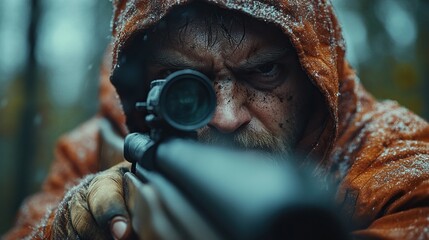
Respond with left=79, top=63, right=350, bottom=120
left=4, top=0, right=429, bottom=239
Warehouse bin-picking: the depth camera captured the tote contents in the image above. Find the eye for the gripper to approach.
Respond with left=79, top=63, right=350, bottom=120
left=241, top=63, right=286, bottom=91
left=255, top=63, right=280, bottom=77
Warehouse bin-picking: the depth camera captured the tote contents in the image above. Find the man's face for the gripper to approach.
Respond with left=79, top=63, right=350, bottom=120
left=143, top=10, right=314, bottom=155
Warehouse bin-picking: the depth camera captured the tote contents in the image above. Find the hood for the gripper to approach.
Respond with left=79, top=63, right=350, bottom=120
left=105, top=0, right=357, bottom=169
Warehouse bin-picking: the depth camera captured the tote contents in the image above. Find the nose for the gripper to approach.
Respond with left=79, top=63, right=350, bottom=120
left=208, top=80, right=251, bottom=133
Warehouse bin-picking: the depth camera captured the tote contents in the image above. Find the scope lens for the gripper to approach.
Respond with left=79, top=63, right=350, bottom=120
left=163, top=77, right=213, bottom=128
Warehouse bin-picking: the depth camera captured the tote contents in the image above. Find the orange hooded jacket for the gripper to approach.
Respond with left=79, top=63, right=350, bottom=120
left=4, top=0, right=429, bottom=239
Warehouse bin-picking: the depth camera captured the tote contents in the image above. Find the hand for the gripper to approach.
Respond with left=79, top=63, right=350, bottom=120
left=52, top=161, right=134, bottom=240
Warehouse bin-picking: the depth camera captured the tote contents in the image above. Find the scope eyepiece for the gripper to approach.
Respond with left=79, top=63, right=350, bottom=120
left=137, top=69, right=216, bottom=132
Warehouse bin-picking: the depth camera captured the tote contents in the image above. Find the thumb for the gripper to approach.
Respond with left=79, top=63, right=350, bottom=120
left=110, top=216, right=131, bottom=240
left=87, top=163, right=132, bottom=240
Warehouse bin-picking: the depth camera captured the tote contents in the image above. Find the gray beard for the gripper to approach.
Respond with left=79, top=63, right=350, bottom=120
left=197, top=127, right=294, bottom=161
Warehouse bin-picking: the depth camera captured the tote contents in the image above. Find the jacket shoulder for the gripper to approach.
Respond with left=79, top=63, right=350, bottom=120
left=44, top=117, right=104, bottom=191
left=333, top=99, right=429, bottom=238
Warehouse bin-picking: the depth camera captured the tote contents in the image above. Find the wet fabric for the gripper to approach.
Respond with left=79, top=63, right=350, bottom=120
left=4, top=0, right=429, bottom=239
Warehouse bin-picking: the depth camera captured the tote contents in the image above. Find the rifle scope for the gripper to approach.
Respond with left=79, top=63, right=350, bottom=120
left=137, top=69, right=216, bottom=132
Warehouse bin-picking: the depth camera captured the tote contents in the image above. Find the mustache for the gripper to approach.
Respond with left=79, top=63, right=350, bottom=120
left=197, top=127, right=291, bottom=155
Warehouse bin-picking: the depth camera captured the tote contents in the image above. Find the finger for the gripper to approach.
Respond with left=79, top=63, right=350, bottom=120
left=110, top=215, right=132, bottom=240
left=69, top=189, right=109, bottom=240
left=87, top=165, right=131, bottom=239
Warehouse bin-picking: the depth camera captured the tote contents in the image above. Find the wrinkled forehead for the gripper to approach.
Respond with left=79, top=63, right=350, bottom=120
left=132, top=2, right=291, bottom=54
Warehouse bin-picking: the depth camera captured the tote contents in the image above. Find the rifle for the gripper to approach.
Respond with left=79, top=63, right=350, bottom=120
left=123, top=69, right=348, bottom=240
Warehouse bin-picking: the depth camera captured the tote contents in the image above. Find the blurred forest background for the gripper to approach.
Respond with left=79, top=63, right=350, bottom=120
left=1, top=0, right=428, bottom=234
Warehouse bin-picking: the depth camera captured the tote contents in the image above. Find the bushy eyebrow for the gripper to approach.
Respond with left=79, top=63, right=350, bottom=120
left=148, top=50, right=202, bottom=69
left=235, top=47, right=291, bottom=71
left=147, top=46, right=292, bottom=73
left=149, top=51, right=194, bottom=68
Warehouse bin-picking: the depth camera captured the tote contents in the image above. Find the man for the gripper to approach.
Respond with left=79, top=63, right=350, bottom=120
left=4, top=0, right=429, bottom=239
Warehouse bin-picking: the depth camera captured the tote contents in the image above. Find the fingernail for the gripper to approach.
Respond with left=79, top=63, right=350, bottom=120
left=111, top=217, right=128, bottom=240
